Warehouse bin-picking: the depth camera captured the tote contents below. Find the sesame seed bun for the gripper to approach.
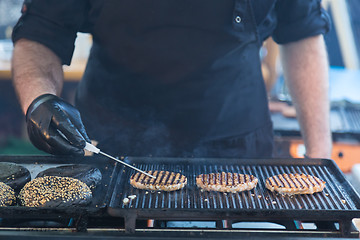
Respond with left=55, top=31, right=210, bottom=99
left=0, top=162, right=31, bottom=191
left=19, top=176, right=92, bottom=207
left=0, top=182, right=16, bottom=206
left=36, top=164, right=102, bottom=189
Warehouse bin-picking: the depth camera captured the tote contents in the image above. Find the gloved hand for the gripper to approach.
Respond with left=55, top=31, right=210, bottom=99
left=26, top=94, right=91, bottom=155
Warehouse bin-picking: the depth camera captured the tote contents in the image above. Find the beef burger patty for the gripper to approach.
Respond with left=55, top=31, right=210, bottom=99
left=196, top=172, right=258, bottom=193
left=266, top=173, right=326, bottom=195
left=130, top=170, right=187, bottom=191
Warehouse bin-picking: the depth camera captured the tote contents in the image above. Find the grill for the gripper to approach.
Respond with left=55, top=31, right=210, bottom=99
left=0, top=156, right=360, bottom=238
left=108, top=157, right=360, bottom=237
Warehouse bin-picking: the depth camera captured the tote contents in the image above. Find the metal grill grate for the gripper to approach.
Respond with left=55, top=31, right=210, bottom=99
left=111, top=163, right=357, bottom=211
left=108, top=158, right=360, bottom=223
left=272, top=102, right=360, bottom=138
left=345, top=106, right=360, bottom=132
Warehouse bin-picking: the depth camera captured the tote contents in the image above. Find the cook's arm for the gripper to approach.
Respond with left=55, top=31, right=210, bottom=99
left=12, top=39, right=63, bottom=114
left=279, top=35, right=332, bottom=158
left=12, top=39, right=90, bottom=155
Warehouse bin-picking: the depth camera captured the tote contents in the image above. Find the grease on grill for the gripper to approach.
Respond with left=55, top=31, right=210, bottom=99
left=196, top=172, right=258, bottom=193
left=266, top=173, right=326, bottom=195
left=130, top=170, right=187, bottom=191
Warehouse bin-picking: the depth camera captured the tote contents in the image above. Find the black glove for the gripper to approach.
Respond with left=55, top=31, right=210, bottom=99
left=26, top=94, right=91, bottom=155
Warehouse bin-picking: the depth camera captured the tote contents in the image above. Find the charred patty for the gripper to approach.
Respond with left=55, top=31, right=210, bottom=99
left=130, top=170, right=187, bottom=191
left=266, top=173, right=326, bottom=195
left=196, top=172, right=258, bottom=193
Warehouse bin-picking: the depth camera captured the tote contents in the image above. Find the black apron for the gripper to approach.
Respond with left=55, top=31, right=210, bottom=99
left=75, top=0, right=273, bottom=158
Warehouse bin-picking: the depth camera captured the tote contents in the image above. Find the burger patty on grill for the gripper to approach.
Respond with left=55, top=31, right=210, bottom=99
left=196, top=172, right=258, bottom=193
left=130, top=170, right=187, bottom=191
left=266, top=173, right=326, bottom=195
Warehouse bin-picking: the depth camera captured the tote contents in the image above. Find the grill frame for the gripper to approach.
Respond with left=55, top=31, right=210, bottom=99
left=108, top=157, right=360, bottom=229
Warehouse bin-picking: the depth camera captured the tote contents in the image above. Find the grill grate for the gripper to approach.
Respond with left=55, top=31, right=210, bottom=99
left=345, top=106, right=360, bottom=132
left=111, top=162, right=358, bottom=211
left=108, top=158, right=360, bottom=221
left=272, top=102, right=360, bottom=138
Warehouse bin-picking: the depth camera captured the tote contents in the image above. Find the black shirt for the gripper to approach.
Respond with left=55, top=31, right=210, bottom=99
left=13, top=0, right=330, bottom=65
left=12, top=0, right=330, bottom=157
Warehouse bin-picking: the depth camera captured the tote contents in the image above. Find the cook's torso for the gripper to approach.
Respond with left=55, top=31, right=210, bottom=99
left=76, top=0, right=272, bottom=155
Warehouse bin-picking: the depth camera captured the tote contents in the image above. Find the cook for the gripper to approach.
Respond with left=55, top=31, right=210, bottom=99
left=11, top=0, right=332, bottom=159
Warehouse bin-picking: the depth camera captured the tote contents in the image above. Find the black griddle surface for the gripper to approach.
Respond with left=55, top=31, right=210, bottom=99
left=108, top=157, right=360, bottom=222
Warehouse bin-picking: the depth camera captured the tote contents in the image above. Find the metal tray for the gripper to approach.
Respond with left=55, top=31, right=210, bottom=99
left=0, top=155, right=119, bottom=218
left=108, top=157, right=360, bottom=231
